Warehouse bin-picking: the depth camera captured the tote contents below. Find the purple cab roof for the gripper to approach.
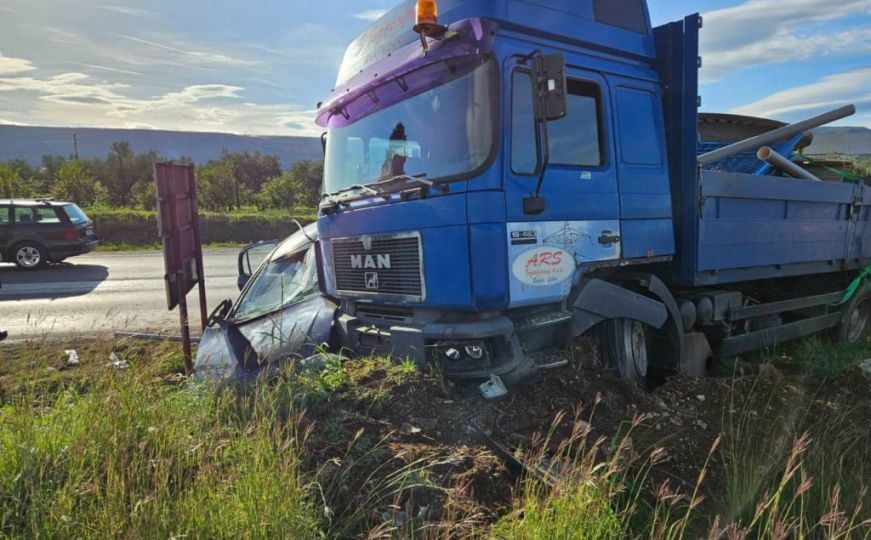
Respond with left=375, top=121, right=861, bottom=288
left=315, top=18, right=497, bottom=129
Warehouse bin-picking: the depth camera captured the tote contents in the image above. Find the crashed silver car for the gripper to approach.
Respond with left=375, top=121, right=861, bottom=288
left=194, top=223, right=337, bottom=381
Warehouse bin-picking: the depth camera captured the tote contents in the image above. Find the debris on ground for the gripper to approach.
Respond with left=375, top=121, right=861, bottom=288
left=64, top=349, right=80, bottom=366
left=109, top=352, right=129, bottom=370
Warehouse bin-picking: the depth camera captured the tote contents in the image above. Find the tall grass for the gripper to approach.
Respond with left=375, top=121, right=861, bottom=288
left=0, top=341, right=319, bottom=538
left=1, top=338, right=869, bottom=538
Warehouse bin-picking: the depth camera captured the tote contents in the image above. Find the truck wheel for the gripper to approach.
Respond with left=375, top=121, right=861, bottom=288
left=835, top=291, right=869, bottom=343
left=13, top=242, right=47, bottom=270
left=596, top=318, right=649, bottom=386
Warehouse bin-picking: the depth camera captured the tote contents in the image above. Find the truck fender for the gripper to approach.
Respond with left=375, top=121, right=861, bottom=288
left=571, top=279, right=668, bottom=336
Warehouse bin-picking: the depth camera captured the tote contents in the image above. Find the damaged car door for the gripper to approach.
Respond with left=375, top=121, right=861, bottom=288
left=195, top=224, right=337, bottom=381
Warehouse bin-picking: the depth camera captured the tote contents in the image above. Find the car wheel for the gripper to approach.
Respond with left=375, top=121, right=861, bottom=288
left=596, top=318, right=649, bottom=387
left=13, top=242, right=47, bottom=270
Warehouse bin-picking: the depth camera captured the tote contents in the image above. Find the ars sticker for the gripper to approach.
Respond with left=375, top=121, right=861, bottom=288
left=512, top=247, right=575, bottom=287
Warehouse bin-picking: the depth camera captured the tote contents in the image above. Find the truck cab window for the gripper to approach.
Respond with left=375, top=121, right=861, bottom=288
left=511, top=71, right=537, bottom=175
left=549, top=80, right=604, bottom=167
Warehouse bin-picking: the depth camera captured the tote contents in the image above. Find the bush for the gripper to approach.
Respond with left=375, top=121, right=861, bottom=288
left=0, top=164, right=35, bottom=198
left=51, top=161, right=108, bottom=207
left=85, top=206, right=316, bottom=246
left=255, top=173, right=299, bottom=210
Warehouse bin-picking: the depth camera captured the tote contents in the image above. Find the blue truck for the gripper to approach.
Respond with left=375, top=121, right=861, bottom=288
left=196, top=0, right=870, bottom=387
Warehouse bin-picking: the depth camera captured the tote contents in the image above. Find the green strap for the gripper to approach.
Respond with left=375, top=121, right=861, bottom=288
left=836, top=261, right=871, bottom=306
left=793, top=152, right=862, bottom=183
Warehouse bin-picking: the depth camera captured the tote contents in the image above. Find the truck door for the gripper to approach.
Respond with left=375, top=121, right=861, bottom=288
left=608, top=77, right=675, bottom=259
left=504, top=62, right=621, bottom=307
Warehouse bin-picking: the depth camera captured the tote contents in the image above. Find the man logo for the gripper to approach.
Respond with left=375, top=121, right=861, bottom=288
left=351, top=254, right=391, bottom=269
left=365, top=272, right=380, bottom=290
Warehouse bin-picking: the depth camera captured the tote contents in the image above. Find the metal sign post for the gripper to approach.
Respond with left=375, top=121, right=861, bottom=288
left=154, top=163, right=208, bottom=374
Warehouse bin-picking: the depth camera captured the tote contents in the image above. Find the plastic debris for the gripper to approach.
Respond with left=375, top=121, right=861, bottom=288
left=64, top=349, right=80, bottom=366
left=479, top=374, right=508, bottom=399
left=109, top=352, right=129, bottom=370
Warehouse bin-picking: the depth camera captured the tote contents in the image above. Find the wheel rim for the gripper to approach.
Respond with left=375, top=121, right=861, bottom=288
left=16, top=246, right=41, bottom=268
left=623, top=320, right=649, bottom=378
left=845, top=299, right=868, bottom=342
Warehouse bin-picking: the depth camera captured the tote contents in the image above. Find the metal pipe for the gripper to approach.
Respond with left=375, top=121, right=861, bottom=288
left=757, top=146, right=821, bottom=182
left=698, top=105, right=855, bottom=165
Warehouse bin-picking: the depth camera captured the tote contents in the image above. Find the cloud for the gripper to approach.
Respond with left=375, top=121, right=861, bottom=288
left=354, top=9, right=389, bottom=21
left=0, top=65, right=318, bottom=135
left=701, top=0, right=871, bottom=81
left=0, top=54, right=36, bottom=75
left=110, top=33, right=257, bottom=68
left=67, top=62, right=143, bottom=77
left=94, top=5, right=159, bottom=19
left=731, top=67, right=871, bottom=122
left=0, top=72, right=130, bottom=105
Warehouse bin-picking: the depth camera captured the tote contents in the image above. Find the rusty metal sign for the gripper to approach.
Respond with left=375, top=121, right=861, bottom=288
left=154, top=162, right=208, bottom=373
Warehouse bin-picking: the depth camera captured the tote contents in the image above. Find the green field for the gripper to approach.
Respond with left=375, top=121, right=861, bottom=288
left=0, top=337, right=868, bottom=538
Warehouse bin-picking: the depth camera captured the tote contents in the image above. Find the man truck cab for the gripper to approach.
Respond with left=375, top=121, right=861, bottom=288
left=314, top=0, right=686, bottom=385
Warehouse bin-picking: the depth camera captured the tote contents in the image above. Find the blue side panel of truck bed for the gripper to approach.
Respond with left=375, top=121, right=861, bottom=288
left=693, top=172, right=862, bottom=285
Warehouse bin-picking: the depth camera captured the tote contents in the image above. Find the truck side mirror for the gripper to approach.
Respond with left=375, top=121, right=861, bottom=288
left=523, top=53, right=568, bottom=215
left=532, top=54, right=568, bottom=122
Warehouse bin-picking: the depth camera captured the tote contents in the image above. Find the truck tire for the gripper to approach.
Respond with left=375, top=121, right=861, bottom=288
left=13, top=242, right=47, bottom=270
left=596, top=318, right=649, bottom=387
left=835, top=291, right=870, bottom=343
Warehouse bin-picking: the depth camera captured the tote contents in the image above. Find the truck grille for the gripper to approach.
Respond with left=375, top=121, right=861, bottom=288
left=331, top=233, right=424, bottom=299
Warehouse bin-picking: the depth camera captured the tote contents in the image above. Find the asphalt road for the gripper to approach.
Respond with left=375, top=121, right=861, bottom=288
left=0, top=249, right=243, bottom=343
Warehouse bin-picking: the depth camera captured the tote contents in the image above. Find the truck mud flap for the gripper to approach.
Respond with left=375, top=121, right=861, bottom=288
left=571, top=279, right=668, bottom=336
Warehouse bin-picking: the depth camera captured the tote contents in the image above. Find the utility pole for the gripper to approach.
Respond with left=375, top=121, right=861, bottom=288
left=73, top=132, right=79, bottom=161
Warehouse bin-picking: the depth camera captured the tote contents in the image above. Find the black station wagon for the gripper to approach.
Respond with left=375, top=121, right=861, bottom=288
left=0, top=199, right=99, bottom=269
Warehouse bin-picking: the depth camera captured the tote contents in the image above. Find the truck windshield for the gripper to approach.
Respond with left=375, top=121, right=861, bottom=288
left=323, top=55, right=497, bottom=196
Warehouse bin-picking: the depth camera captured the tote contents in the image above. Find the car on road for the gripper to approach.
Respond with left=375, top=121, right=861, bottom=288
left=0, top=199, right=99, bottom=269
left=194, top=222, right=338, bottom=381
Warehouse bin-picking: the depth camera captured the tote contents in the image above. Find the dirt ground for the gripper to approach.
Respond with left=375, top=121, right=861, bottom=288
left=299, top=342, right=871, bottom=535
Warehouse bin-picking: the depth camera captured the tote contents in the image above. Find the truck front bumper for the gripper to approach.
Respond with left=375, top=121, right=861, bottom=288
left=335, top=311, right=538, bottom=385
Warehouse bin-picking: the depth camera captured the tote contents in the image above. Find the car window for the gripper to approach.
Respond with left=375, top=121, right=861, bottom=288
left=230, top=246, right=319, bottom=322
left=63, top=204, right=90, bottom=224
left=0, top=207, right=9, bottom=224
left=14, top=207, right=34, bottom=223
left=34, top=207, right=61, bottom=223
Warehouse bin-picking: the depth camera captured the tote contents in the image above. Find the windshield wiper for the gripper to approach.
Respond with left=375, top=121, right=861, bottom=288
left=322, top=174, right=432, bottom=206
left=322, top=183, right=379, bottom=202
left=364, top=173, right=432, bottom=195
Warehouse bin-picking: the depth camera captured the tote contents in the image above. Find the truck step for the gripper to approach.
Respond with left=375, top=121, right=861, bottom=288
left=514, top=311, right=573, bottom=333
left=527, top=350, right=570, bottom=371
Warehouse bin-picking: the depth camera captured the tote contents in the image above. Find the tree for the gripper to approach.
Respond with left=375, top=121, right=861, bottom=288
left=0, top=164, right=34, bottom=198
left=197, top=161, right=237, bottom=211
left=106, top=141, right=136, bottom=205
left=255, top=173, right=299, bottom=210
left=51, top=161, right=107, bottom=206
left=287, top=159, right=323, bottom=208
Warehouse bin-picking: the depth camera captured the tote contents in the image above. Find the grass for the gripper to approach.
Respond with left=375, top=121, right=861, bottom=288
left=0, top=336, right=869, bottom=538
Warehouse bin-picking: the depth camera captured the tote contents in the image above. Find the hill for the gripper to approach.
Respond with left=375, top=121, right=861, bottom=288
left=0, top=125, right=322, bottom=167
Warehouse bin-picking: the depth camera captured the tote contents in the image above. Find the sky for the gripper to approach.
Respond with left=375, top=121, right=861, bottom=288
left=0, top=0, right=868, bottom=136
